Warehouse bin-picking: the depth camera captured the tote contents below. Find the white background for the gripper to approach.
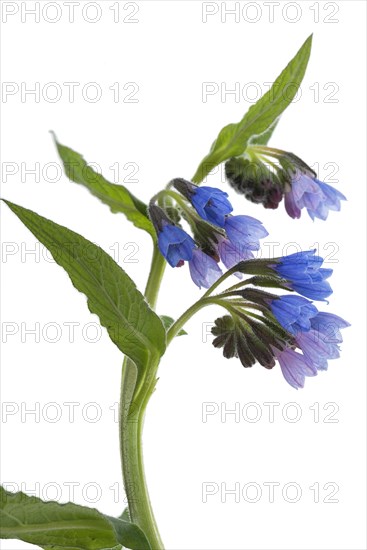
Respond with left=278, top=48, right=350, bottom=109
left=1, top=1, right=366, bottom=549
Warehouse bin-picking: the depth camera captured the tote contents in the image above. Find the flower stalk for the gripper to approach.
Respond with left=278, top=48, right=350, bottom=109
left=119, top=247, right=166, bottom=549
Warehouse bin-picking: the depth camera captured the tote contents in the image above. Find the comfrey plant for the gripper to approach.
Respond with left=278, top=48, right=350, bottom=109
left=1, top=35, right=349, bottom=550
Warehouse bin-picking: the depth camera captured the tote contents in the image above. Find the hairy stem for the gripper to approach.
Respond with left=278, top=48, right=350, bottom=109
left=166, top=297, right=213, bottom=345
left=119, top=246, right=238, bottom=548
left=144, top=246, right=167, bottom=308
left=119, top=247, right=166, bottom=549
left=119, top=355, right=163, bottom=549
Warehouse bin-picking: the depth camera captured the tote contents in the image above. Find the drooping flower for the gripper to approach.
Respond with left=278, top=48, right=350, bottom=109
left=149, top=203, right=196, bottom=267
left=284, top=171, right=346, bottom=221
left=270, top=295, right=318, bottom=335
left=190, top=186, right=233, bottom=227
left=157, top=223, right=196, bottom=267
left=310, top=312, right=350, bottom=342
left=224, top=215, right=269, bottom=251
left=206, top=214, right=268, bottom=273
left=295, top=331, right=338, bottom=371
left=295, top=312, right=350, bottom=371
left=273, top=346, right=318, bottom=389
left=189, top=248, right=222, bottom=289
left=275, top=250, right=323, bottom=276
left=273, top=250, right=333, bottom=301
left=216, top=235, right=254, bottom=271
left=272, top=310, right=350, bottom=387
left=172, top=179, right=233, bottom=227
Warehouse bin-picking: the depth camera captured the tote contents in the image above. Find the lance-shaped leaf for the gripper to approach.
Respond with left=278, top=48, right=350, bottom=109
left=249, top=118, right=279, bottom=146
left=52, top=134, right=155, bottom=239
left=192, top=35, right=313, bottom=183
left=0, top=486, right=151, bottom=550
left=3, top=200, right=166, bottom=382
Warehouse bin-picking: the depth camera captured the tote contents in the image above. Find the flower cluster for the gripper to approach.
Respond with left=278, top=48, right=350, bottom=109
left=150, top=180, right=348, bottom=390
left=149, top=179, right=268, bottom=288
left=266, top=250, right=348, bottom=387
left=225, top=147, right=346, bottom=220
left=210, top=250, right=349, bottom=389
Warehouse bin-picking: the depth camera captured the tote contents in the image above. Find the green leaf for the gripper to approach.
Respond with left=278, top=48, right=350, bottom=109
left=3, top=200, right=166, bottom=383
left=52, top=134, right=155, bottom=240
left=0, top=487, right=151, bottom=550
left=249, top=118, right=279, bottom=146
left=192, top=35, right=313, bottom=183
left=160, top=315, right=187, bottom=336
left=107, top=517, right=150, bottom=550
left=119, top=508, right=131, bottom=522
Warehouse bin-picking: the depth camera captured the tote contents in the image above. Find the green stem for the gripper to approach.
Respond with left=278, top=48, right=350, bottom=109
left=167, top=294, right=268, bottom=347
left=118, top=243, right=245, bottom=547
left=202, top=265, right=239, bottom=298
left=166, top=297, right=213, bottom=345
left=144, top=246, right=167, bottom=308
left=119, top=247, right=166, bottom=549
left=249, top=145, right=284, bottom=157
left=119, top=356, right=163, bottom=549
left=151, top=190, right=188, bottom=211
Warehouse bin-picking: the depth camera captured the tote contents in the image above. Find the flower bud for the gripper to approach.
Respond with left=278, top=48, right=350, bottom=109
left=225, top=157, right=284, bottom=209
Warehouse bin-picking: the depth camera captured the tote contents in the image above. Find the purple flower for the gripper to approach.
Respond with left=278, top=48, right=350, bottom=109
left=224, top=215, right=268, bottom=251
left=296, top=312, right=350, bottom=371
left=216, top=235, right=254, bottom=272
left=191, top=186, right=233, bottom=227
left=270, top=295, right=318, bottom=335
left=158, top=223, right=196, bottom=267
left=189, top=248, right=222, bottom=289
left=284, top=172, right=346, bottom=221
left=273, top=311, right=349, bottom=388
left=273, top=346, right=318, bottom=389
left=310, top=312, right=350, bottom=342
left=274, top=250, right=332, bottom=301
left=295, top=332, right=338, bottom=371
